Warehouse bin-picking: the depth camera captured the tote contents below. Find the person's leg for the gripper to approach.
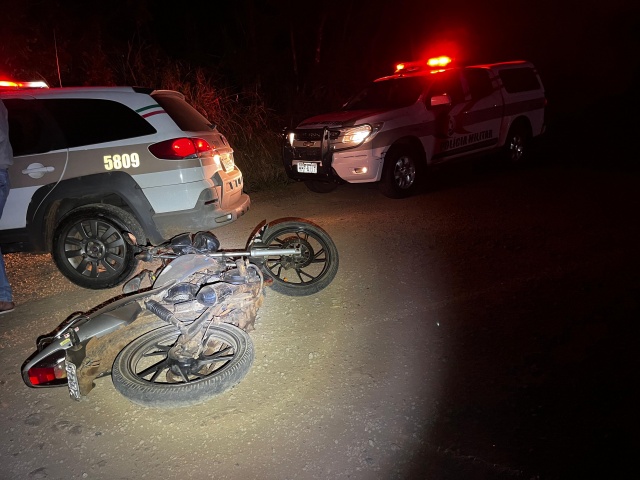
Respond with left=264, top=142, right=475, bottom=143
left=0, top=168, right=14, bottom=308
left=0, top=245, right=12, bottom=303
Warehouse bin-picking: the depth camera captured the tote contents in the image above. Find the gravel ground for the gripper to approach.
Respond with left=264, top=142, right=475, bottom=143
left=1, top=158, right=638, bottom=479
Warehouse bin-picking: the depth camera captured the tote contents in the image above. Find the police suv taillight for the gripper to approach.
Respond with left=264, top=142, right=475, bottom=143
left=148, top=137, right=214, bottom=160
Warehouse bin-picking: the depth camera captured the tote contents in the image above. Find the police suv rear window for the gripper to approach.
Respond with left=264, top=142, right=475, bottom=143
left=4, top=99, right=66, bottom=156
left=45, top=99, right=156, bottom=149
left=6, top=98, right=158, bottom=156
left=499, top=68, right=541, bottom=93
left=152, top=93, right=213, bottom=132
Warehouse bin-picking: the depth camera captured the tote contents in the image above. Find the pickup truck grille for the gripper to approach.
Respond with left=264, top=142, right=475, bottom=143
left=292, top=147, right=321, bottom=160
left=295, top=129, right=325, bottom=142
left=282, top=127, right=334, bottom=181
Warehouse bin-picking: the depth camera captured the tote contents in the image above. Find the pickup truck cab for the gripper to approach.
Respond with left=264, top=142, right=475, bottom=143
left=283, top=58, right=546, bottom=198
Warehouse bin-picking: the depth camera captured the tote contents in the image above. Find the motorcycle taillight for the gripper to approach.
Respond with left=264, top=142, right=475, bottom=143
left=26, top=353, right=67, bottom=387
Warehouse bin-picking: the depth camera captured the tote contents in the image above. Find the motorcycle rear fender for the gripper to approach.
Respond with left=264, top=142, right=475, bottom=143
left=21, top=301, right=144, bottom=388
left=21, top=281, right=176, bottom=389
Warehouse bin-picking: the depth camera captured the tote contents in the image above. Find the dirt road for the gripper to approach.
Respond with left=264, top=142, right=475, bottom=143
left=1, top=160, right=638, bottom=479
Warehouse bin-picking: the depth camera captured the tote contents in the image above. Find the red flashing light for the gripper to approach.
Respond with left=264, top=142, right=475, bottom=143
left=149, top=137, right=215, bottom=160
left=0, top=79, right=49, bottom=90
left=427, top=56, right=452, bottom=67
left=394, top=55, right=453, bottom=74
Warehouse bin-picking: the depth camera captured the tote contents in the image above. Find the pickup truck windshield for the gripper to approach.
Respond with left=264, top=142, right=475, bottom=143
left=342, top=76, right=428, bottom=111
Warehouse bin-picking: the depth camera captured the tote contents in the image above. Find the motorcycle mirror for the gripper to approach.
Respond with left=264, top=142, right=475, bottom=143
left=122, top=276, right=141, bottom=294
left=122, top=270, right=151, bottom=294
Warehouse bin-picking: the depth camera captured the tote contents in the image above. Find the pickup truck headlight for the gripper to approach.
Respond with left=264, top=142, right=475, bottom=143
left=335, top=123, right=383, bottom=150
left=342, top=125, right=372, bottom=144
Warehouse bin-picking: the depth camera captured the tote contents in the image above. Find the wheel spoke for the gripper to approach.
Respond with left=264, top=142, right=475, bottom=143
left=65, top=247, right=83, bottom=259
left=71, top=224, right=91, bottom=241
left=176, top=365, right=190, bottom=383
left=205, top=345, right=233, bottom=360
left=137, top=358, right=169, bottom=380
left=137, top=344, right=172, bottom=381
left=64, top=237, right=83, bottom=248
left=88, top=220, right=99, bottom=239
left=105, top=237, right=125, bottom=249
left=99, top=225, right=118, bottom=242
left=98, top=258, right=118, bottom=274
left=75, top=257, right=90, bottom=274
left=295, top=268, right=315, bottom=282
left=104, top=251, right=125, bottom=266
left=312, top=248, right=326, bottom=261
left=267, top=259, right=284, bottom=278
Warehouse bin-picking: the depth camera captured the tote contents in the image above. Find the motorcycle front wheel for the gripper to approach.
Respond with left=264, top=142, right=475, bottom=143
left=260, top=220, right=339, bottom=296
left=112, top=323, right=254, bottom=408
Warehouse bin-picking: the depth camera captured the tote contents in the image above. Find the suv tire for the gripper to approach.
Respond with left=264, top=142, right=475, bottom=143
left=52, top=204, right=143, bottom=290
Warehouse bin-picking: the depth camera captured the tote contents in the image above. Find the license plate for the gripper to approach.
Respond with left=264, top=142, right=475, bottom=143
left=65, top=360, right=81, bottom=401
left=220, top=153, right=234, bottom=173
left=296, top=162, right=318, bottom=174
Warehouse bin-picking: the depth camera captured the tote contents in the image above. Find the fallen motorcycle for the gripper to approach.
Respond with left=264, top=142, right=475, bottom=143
left=21, top=218, right=338, bottom=408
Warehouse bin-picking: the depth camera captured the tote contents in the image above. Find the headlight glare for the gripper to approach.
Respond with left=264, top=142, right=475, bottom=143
left=342, top=125, right=372, bottom=145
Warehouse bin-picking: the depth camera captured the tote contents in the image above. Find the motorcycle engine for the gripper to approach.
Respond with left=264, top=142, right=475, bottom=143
left=160, top=262, right=264, bottom=332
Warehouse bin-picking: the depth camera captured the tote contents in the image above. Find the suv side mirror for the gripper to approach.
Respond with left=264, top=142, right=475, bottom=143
left=430, top=94, right=452, bottom=107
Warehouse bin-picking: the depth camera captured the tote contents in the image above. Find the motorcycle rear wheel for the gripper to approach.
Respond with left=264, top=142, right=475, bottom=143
left=260, top=220, right=339, bottom=296
left=112, top=323, right=253, bottom=408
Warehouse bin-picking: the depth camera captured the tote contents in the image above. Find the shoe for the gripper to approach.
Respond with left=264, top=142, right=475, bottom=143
left=0, top=301, right=15, bottom=314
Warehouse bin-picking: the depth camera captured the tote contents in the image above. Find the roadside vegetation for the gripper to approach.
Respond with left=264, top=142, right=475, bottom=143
left=4, top=44, right=292, bottom=193
left=1, top=2, right=376, bottom=191
left=120, top=56, right=290, bottom=192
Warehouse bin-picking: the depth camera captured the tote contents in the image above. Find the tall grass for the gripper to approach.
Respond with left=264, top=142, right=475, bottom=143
left=119, top=54, right=290, bottom=192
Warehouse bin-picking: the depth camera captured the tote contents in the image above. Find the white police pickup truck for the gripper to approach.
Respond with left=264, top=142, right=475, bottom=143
left=283, top=57, right=546, bottom=198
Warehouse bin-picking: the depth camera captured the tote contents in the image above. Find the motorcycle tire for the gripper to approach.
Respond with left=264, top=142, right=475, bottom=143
left=260, top=219, right=339, bottom=296
left=112, top=323, right=254, bottom=408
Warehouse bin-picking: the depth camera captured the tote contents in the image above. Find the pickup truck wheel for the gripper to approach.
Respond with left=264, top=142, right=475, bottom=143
left=52, top=205, right=142, bottom=289
left=504, top=124, right=531, bottom=164
left=379, top=147, right=418, bottom=198
left=304, top=180, right=337, bottom=193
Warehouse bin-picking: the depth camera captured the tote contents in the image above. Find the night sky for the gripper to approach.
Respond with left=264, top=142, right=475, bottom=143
left=1, top=0, right=639, bottom=121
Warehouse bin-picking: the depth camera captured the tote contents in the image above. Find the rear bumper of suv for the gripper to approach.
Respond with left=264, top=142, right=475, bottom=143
left=152, top=190, right=250, bottom=241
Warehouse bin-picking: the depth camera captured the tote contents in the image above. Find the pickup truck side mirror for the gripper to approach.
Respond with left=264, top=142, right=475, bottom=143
left=430, top=94, right=452, bottom=108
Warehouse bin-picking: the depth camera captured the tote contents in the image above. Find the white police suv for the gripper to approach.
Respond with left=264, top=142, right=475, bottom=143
left=283, top=57, right=546, bottom=198
left=0, top=82, right=249, bottom=289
